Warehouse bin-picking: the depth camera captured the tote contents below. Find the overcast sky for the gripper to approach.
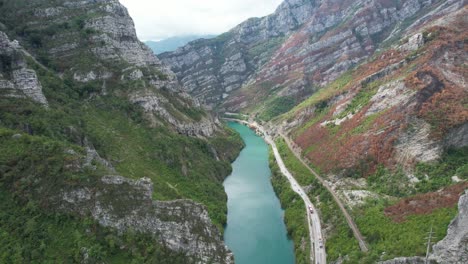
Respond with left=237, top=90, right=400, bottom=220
left=119, top=0, right=283, bottom=41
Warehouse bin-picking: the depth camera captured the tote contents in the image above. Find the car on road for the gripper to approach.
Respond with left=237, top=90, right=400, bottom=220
left=308, top=205, right=314, bottom=214
left=318, top=239, right=323, bottom=248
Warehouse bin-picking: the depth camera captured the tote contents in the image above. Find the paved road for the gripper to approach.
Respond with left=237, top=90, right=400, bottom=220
left=280, top=134, right=369, bottom=252
left=267, top=135, right=327, bottom=264
left=223, top=118, right=326, bottom=264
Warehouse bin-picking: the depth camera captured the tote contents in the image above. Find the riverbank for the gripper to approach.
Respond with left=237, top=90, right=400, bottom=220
left=223, top=122, right=295, bottom=264
left=224, top=118, right=326, bottom=264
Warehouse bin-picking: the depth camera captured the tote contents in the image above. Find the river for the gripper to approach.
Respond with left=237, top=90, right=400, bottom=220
left=223, top=122, right=295, bottom=264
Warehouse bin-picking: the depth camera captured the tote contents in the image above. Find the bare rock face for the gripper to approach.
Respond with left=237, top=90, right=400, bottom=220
left=3, top=0, right=219, bottom=137
left=129, top=90, right=219, bottom=137
left=0, top=32, right=48, bottom=106
left=59, top=175, right=234, bottom=264
left=431, top=191, right=468, bottom=264
left=400, top=33, right=425, bottom=52
left=158, top=0, right=308, bottom=104
left=395, top=118, right=443, bottom=164
left=231, top=0, right=316, bottom=43
left=444, top=123, right=468, bottom=149
left=162, top=0, right=464, bottom=113
left=159, top=0, right=317, bottom=107
left=366, top=80, right=416, bottom=117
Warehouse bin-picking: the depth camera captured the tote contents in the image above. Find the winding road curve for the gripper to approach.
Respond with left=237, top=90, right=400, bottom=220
left=223, top=118, right=326, bottom=264
left=280, top=133, right=369, bottom=253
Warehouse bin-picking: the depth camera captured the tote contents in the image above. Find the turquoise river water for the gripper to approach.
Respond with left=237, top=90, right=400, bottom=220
left=223, top=122, right=295, bottom=264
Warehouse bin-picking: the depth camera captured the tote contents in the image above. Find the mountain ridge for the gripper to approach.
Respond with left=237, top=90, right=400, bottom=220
left=0, top=0, right=242, bottom=262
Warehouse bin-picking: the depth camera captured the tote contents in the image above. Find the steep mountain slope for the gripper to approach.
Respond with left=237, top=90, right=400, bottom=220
left=281, top=6, right=467, bottom=181
left=226, top=0, right=465, bottom=116
left=0, top=0, right=242, bottom=262
left=145, top=35, right=216, bottom=54
left=273, top=5, right=467, bottom=263
left=161, top=0, right=464, bottom=118
left=159, top=0, right=316, bottom=108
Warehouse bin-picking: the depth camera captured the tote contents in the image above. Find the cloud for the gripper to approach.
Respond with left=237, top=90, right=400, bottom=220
left=119, top=0, right=283, bottom=41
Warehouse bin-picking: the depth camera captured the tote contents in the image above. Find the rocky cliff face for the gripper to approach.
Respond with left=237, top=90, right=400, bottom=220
left=271, top=3, right=467, bottom=263
left=431, top=191, right=468, bottom=264
left=1, top=0, right=219, bottom=137
left=161, top=0, right=465, bottom=116
left=0, top=32, right=48, bottom=106
left=58, top=175, right=233, bottom=264
left=159, top=0, right=317, bottom=108
left=278, top=5, right=467, bottom=174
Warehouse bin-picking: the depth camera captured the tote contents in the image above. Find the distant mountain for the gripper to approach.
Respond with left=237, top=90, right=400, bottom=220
left=145, top=35, right=216, bottom=54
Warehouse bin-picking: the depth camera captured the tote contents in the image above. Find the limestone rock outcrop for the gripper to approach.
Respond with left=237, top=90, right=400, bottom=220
left=0, top=32, right=48, bottom=106
left=2, top=0, right=219, bottom=137
left=431, top=191, right=468, bottom=264
left=59, top=175, right=234, bottom=264
left=160, top=0, right=317, bottom=108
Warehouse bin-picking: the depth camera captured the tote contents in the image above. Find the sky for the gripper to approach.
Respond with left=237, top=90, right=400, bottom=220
left=119, top=0, right=283, bottom=41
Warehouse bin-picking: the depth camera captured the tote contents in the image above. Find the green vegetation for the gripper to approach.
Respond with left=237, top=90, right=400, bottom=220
left=367, top=147, right=468, bottom=197
left=221, top=113, right=248, bottom=121
left=367, top=166, right=414, bottom=197
left=82, top=103, right=242, bottom=230
left=285, top=70, right=353, bottom=120
left=0, top=127, right=191, bottom=263
left=0, top=189, right=189, bottom=264
left=0, top=91, right=241, bottom=229
left=414, top=147, right=468, bottom=193
left=280, top=70, right=356, bottom=137
left=351, top=201, right=457, bottom=263
left=269, top=151, right=311, bottom=264
left=0, top=2, right=244, bottom=260
left=351, top=112, right=383, bottom=135
left=258, top=96, right=297, bottom=121
left=335, top=80, right=381, bottom=120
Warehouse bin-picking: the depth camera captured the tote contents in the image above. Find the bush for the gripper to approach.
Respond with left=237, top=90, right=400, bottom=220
left=29, top=33, right=42, bottom=48
left=259, top=96, right=297, bottom=121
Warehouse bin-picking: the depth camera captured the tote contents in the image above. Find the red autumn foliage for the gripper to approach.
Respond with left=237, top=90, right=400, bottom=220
left=293, top=19, right=467, bottom=175
left=384, top=183, right=468, bottom=223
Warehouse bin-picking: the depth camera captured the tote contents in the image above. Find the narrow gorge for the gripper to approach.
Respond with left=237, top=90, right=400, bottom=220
left=0, top=0, right=466, bottom=263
